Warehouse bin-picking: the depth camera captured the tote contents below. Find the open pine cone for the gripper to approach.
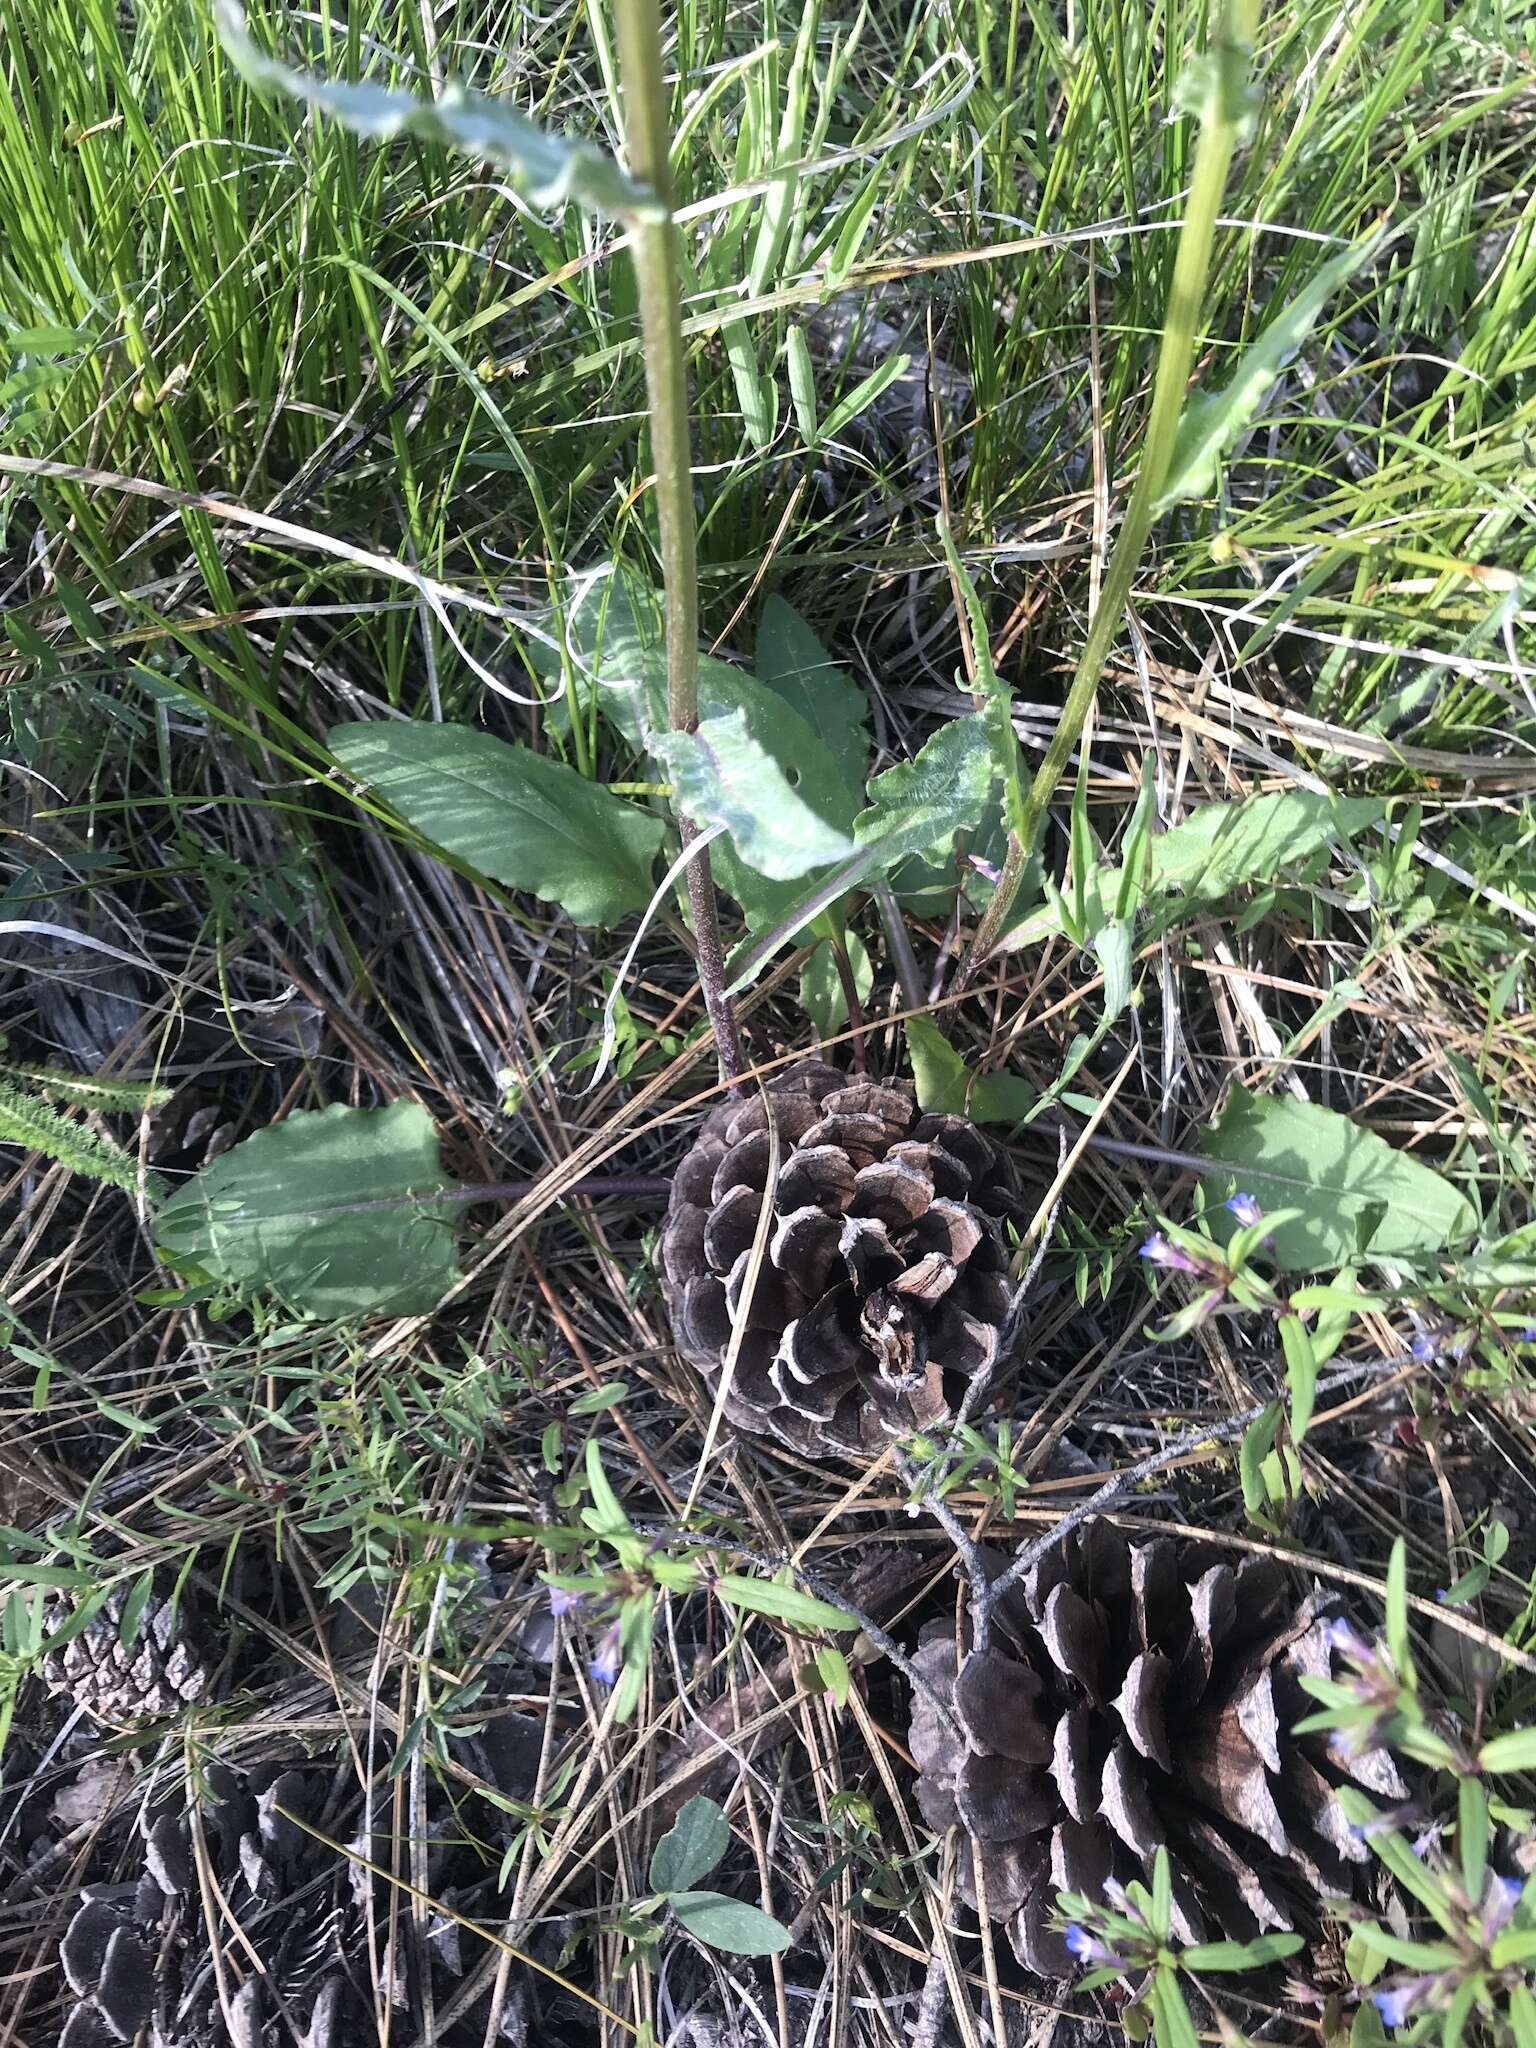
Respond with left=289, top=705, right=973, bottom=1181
left=907, top=1523, right=1407, bottom=1974
left=660, top=1061, right=1019, bottom=1455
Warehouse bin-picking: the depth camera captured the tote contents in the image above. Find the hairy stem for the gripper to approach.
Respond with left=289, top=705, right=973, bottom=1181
left=612, top=0, right=745, bottom=1086
left=960, top=0, right=1262, bottom=979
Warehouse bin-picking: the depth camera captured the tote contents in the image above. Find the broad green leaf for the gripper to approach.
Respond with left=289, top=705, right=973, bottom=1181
left=724, top=717, right=993, bottom=985
left=650, top=1796, right=729, bottom=1893
left=905, top=1019, right=1035, bottom=1125
left=1239, top=1402, right=1284, bottom=1520
left=754, top=597, right=869, bottom=803
left=1006, top=790, right=1385, bottom=946
left=815, top=1643, right=852, bottom=1708
left=712, top=1573, right=854, bottom=1631
left=1458, top=1776, right=1488, bottom=1897
left=800, top=931, right=872, bottom=1038
left=669, top=1891, right=791, bottom=1956
left=1202, top=1085, right=1477, bottom=1272
left=651, top=709, right=854, bottom=880
left=328, top=721, right=664, bottom=926
left=1157, top=234, right=1383, bottom=509
left=156, top=1101, right=459, bottom=1318
left=1479, top=1728, right=1536, bottom=1773
left=215, top=0, right=655, bottom=218
left=936, top=519, right=1026, bottom=844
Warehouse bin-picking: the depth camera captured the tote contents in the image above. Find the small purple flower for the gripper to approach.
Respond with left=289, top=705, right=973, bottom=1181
left=1325, top=1617, right=1372, bottom=1662
left=968, top=853, right=1004, bottom=885
left=1520, top=1326, right=1536, bottom=1345
left=589, top=1622, right=622, bottom=1687
left=547, top=1586, right=585, bottom=1619
left=1139, top=1232, right=1201, bottom=1274
left=1410, top=1329, right=1439, bottom=1362
left=1481, top=1873, right=1522, bottom=1940
left=1372, top=1983, right=1427, bottom=2030
left=1065, top=1923, right=1126, bottom=1970
left=1225, top=1191, right=1263, bottom=1228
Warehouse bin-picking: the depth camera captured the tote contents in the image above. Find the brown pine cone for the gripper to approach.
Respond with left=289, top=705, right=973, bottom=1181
left=41, top=1583, right=210, bottom=1727
left=907, top=1523, right=1407, bottom=1974
left=659, top=1061, right=1019, bottom=1455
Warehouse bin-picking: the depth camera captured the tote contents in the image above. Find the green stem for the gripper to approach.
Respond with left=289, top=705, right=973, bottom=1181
left=961, top=0, right=1261, bottom=980
left=613, top=0, right=745, bottom=1084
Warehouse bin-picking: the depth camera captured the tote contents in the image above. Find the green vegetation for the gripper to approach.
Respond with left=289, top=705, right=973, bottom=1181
left=4, top=0, right=1536, bottom=2041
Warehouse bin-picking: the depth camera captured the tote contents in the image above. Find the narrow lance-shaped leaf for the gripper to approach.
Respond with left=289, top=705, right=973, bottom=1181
left=712, top=1574, right=855, bottom=1630
left=1157, top=231, right=1385, bottom=509
left=329, top=721, right=665, bottom=927
left=215, top=0, right=658, bottom=219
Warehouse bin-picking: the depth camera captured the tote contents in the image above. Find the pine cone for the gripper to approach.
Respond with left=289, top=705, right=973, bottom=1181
left=907, top=1523, right=1407, bottom=1974
left=41, top=1583, right=210, bottom=1726
left=58, top=1729, right=549, bottom=2048
left=660, top=1061, right=1018, bottom=1455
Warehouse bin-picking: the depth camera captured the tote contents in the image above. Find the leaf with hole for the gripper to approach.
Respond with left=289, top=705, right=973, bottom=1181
left=650, top=1796, right=729, bottom=1893
left=329, top=721, right=665, bottom=927
left=651, top=708, right=854, bottom=881
left=156, top=1101, right=459, bottom=1319
left=1202, top=1085, right=1477, bottom=1272
left=215, top=0, right=655, bottom=218
left=669, top=1891, right=792, bottom=1956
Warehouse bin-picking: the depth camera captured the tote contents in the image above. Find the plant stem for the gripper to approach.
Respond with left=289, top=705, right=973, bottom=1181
left=960, top=0, right=1262, bottom=982
left=612, top=0, right=745, bottom=1086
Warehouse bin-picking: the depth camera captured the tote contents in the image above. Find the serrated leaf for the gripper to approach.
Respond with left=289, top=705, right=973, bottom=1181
left=800, top=932, right=872, bottom=1038
left=712, top=1574, right=853, bottom=1631
left=329, top=721, right=664, bottom=926
left=651, top=709, right=854, bottom=880
left=754, top=597, right=869, bottom=803
left=1157, top=234, right=1383, bottom=509
left=650, top=1796, right=730, bottom=1893
left=0, top=1076, right=160, bottom=1200
left=1202, top=1085, right=1477, bottom=1272
left=156, top=1101, right=459, bottom=1318
left=669, top=1890, right=791, bottom=1956
left=215, top=0, right=654, bottom=218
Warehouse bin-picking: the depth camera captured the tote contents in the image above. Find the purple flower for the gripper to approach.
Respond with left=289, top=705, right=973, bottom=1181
left=968, top=853, right=1004, bottom=885
left=590, top=1622, right=622, bottom=1687
left=1372, top=1983, right=1428, bottom=2030
left=1410, top=1330, right=1439, bottom=1362
left=1139, top=1233, right=1201, bottom=1274
left=1225, top=1192, right=1263, bottom=1228
left=547, top=1586, right=585, bottom=1619
left=1065, top=1924, right=1125, bottom=1970
left=1325, top=1617, right=1373, bottom=1663
left=1481, top=1873, right=1522, bottom=1940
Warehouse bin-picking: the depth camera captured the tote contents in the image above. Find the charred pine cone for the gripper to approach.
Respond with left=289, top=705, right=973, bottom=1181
left=660, top=1061, right=1019, bottom=1455
left=908, top=1523, right=1406, bottom=1974
left=59, top=1731, right=549, bottom=2048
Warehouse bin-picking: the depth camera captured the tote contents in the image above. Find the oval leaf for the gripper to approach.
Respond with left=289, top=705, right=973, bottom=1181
left=650, top=1796, right=730, bottom=1894
left=651, top=709, right=854, bottom=881
left=669, top=1891, right=792, bottom=1956
left=329, top=721, right=664, bottom=927
left=1202, top=1085, right=1477, bottom=1272
left=156, top=1101, right=458, bottom=1319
